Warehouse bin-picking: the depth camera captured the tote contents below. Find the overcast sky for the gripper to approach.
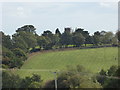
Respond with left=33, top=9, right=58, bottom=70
left=1, top=2, right=118, bottom=35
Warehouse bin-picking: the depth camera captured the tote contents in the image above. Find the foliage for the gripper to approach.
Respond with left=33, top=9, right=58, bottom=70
left=96, top=69, right=107, bottom=85
left=107, top=65, right=118, bottom=76
left=44, top=65, right=102, bottom=88
left=116, top=30, right=120, bottom=42
left=96, top=65, right=120, bottom=88
left=10, top=58, right=24, bottom=68
left=20, top=74, right=42, bottom=88
left=2, top=71, right=22, bottom=88
left=93, top=31, right=101, bottom=45
left=55, top=28, right=61, bottom=37
left=2, top=25, right=119, bottom=69
left=72, top=33, right=85, bottom=47
left=2, top=46, right=14, bottom=67
left=16, top=25, right=36, bottom=34
left=13, top=31, right=37, bottom=49
left=60, top=28, right=73, bottom=47
left=2, top=32, right=13, bottom=49
left=2, top=71, right=43, bottom=88
left=12, top=34, right=28, bottom=52
left=28, top=82, right=42, bottom=88
left=12, top=48, right=27, bottom=61
left=2, top=46, right=27, bottom=68
left=37, top=36, right=52, bottom=50
left=101, top=32, right=114, bottom=44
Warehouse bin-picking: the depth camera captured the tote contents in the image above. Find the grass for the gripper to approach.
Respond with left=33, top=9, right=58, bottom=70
left=16, top=47, right=118, bottom=82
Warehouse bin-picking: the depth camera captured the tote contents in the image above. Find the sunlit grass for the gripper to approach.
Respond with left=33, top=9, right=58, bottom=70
left=16, top=47, right=118, bottom=81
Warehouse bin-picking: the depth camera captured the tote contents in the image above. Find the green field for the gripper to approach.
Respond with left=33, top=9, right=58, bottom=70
left=16, top=47, right=118, bottom=81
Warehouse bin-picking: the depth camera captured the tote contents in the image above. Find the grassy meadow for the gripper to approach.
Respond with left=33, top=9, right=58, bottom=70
left=16, top=47, right=118, bottom=81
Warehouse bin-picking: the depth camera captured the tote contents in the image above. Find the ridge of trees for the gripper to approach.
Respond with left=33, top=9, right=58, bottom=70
left=1, top=25, right=119, bottom=68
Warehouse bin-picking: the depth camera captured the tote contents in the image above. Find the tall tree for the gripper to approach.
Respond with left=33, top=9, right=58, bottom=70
left=101, top=32, right=114, bottom=44
left=42, top=30, right=53, bottom=37
left=60, top=28, right=73, bottom=47
left=16, top=25, right=36, bottom=34
left=42, top=30, right=55, bottom=49
left=37, top=36, right=51, bottom=50
left=12, top=33, right=28, bottom=52
left=93, top=31, right=101, bottom=45
left=72, top=33, right=85, bottom=47
left=55, top=28, right=61, bottom=37
left=13, top=26, right=37, bottom=50
left=75, top=28, right=90, bottom=46
left=42, top=30, right=61, bottom=49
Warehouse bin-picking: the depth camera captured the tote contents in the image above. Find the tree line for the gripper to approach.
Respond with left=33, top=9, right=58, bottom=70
left=1, top=25, right=119, bottom=68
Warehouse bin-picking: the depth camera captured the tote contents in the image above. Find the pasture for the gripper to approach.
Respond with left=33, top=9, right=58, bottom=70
left=16, top=47, right=118, bottom=81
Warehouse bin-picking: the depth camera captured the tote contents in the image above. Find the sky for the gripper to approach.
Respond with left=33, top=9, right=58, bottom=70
left=0, top=1, right=118, bottom=35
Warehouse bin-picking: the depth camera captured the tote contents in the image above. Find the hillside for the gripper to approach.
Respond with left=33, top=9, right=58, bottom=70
left=16, top=47, right=118, bottom=81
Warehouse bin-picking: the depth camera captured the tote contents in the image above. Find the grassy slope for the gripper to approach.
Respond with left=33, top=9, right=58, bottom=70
left=16, top=47, right=118, bottom=81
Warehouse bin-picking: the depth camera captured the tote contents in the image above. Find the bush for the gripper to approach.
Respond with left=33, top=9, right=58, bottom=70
left=97, top=65, right=120, bottom=88
left=20, top=74, right=42, bottom=88
left=2, top=71, right=22, bottom=88
left=44, top=65, right=102, bottom=88
left=2, top=71, right=43, bottom=88
left=12, top=48, right=27, bottom=61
